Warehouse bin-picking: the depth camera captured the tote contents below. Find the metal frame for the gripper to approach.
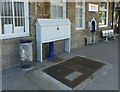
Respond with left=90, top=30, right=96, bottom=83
left=99, top=0, right=109, bottom=28
left=76, top=0, right=85, bottom=30
left=50, top=0, right=66, bottom=19
left=0, top=0, right=29, bottom=39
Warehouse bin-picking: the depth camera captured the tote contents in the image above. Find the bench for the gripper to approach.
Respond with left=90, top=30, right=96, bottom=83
left=101, top=29, right=117, bottom=42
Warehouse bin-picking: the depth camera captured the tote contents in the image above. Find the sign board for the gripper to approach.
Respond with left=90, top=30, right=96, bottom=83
left=89, top=3, right=98, bottom=12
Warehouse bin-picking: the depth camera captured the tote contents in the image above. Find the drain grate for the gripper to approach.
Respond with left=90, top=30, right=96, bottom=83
left=43, top=56, right=105, bottom=89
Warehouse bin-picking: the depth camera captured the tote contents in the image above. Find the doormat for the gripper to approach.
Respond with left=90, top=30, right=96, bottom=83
left=43, top=56, right=106, bottom=89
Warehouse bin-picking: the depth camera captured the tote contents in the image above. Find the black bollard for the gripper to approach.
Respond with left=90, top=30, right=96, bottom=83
left=84, top=37, right=87, bottom=45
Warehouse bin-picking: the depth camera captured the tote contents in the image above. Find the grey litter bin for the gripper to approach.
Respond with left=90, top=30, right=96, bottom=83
left=18, top=40, right=33, bottom=69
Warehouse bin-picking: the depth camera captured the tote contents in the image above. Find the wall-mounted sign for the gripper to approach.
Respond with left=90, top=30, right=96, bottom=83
left=89, top=4, right=98, bottom=12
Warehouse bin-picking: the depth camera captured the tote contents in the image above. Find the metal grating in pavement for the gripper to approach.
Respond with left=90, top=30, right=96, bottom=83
left=43, top=56, right=105, bottom=89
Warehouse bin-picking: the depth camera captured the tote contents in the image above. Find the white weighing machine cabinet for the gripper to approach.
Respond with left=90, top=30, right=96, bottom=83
left=35, top=19, right=71, bottom=62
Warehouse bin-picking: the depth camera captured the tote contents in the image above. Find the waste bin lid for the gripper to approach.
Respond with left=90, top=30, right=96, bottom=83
left=19, top=40, right=32, bottom=44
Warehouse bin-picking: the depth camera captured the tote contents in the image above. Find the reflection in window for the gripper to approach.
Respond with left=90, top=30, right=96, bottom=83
left=99, top=11, right=107, bottom=25
left=99, top=0, right=108, bottom=27
left=51, top=0, right=66, bottom=18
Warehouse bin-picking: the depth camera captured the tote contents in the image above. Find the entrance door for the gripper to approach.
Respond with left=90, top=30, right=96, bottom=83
left=91, top=21, right=96, bottom=33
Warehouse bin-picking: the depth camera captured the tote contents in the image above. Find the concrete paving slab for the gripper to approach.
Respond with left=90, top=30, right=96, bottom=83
left=2, top=67, right=42, bottom=90
left=25, top=69, right=72, bottom=90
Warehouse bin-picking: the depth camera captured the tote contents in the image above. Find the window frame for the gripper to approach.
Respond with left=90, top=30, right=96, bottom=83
left=0, top=0, right=29, bottom=39
left=50, top=0, right=66, bottom=19
left=99, top=0, right=109, bottom=28
left=76, top=0, right=85, bottom=30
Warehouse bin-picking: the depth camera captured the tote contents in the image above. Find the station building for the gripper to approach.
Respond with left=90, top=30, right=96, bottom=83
left=0, top=0, right=119, bottom=69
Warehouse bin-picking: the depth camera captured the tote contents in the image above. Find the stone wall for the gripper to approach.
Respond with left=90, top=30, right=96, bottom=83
left=67, top=1, right=113, bottom=49
left=2, top=1, right=113, bottom=69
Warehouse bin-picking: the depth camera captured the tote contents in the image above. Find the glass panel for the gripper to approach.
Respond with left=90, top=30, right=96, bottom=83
left=15, top=18, right=24, bottom=26
left=76, top=18, right=82, bottom=28
left=19, top=2, right=24, bottom=16
left=51, top=6, right=57, bottom=18
left=2, top=2, right=13, bottom=16
left=14, top=2, right=19, bottom=16
left=100, top=2, right=107, bottom=10
left=51, top=0, right=65, bottom=19
left=1, top=18, right=5, bottom=34
left=2, top=2, right=5, bottom=16
left=7, top=2, right=13, bottom=16
left=77, top=2, right=82, bottom=6
left=76, top=3, right=83, bottom=28
left=3, top=2, right=6, bottom=16
left=79, top=18, right=82, bottom=27
left=3, top=18, right=11, bottom=24
left=14, top=2, right=24, bottom=27
left=99, top=11, right=107, bottom=26
left=58, top=6, right=63, bottom=18
left=22, top=18, right=25, bottom=27
left=14, top=2, right=24, bottom=16
left=76, top=8, right=79, bottom=17
left=14, top=2, right=18, bottom=16
left=78, top=8, right=83, bottom=17
left=76, top=18, right=79, bottom=28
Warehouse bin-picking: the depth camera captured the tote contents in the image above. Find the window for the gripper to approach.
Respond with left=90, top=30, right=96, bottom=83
left=99, top=0, right=108, bottom=27
left=76, top=0, right=85, bottom=30
left=0, top=0, right=29, bottom=39
left=50, top=0, right=66, bottom=18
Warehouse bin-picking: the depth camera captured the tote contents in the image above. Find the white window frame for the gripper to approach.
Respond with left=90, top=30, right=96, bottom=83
left=99, top=0, right=109, bottom=28
left=0, top=0, right=29, bottom=39
left=50, top=0, right=66, bottom=19
left=76, top=0, right=85, bottom=30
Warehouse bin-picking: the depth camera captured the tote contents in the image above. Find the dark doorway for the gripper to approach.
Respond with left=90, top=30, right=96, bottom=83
left=91, top=21, right=96, bottom=33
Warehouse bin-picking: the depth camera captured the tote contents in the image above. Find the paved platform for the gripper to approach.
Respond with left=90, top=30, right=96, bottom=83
left=2, top=39, right=118, bottom=90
